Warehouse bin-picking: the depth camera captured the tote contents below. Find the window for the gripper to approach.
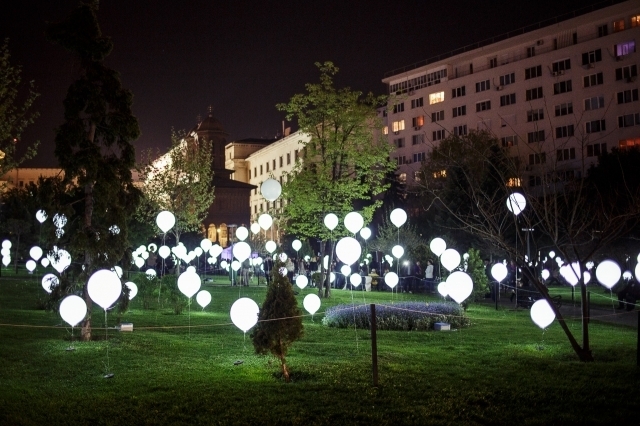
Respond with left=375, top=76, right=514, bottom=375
left=633, top=15, right=640, bottom=27
left=597, top=24, right=608, bottom=37
left=582, top=49, right=602, bottom=65
left=453, top=105, right=466, bottom=117
left=619, top=138, right=640, bottom=149
left=266, top=162, right=270, bottom=172
left=501, top=135, right=518, bottom=147
left=412, top=134, right=424, bottom=145
left=429, top=91, right=445, bottom=104
left=433, top=170, right=447, bottom=179
left=527, top=108, right=544, bottom=122
left=475, top=79, right=490, bottom=92
left=287, top=153, right=291, bottom=165
left=528, top=130, right=545, bottom=143
left=413, top=152, right=426, bottom=163
left=411, top=97, right=424, bottom=109
left=398, top=173, right=407, bottom=182
left=584, top=96, right=605, bottom=110
left=528, top=153, right=546, bottom=165
left=396, top=156, right=408, bottom=166
left=432, top=130, right=446, bottom=141
left=254, top=167, right=257, bottom=177
left=412, top=115, right=425, bottom=127
left=431, top=110, right=444, bottom=122
left=552, top=59, right=571, bottom=74
left=383, top=126, right=389, bottom=135
left=279, top=156, right=283, bottom=167
left=526, top=87, right=543, bottom=101
left=618, top=113, right=640, bottom=128
left=453, top=125, right=467, bottom=136
left=426, top=68, right=447, bottom=86
left=272, top=159, right=276, bottom=170
left=526, top=47, right=536, bottom=58
left=555, top=125, right=575, bottom=138
left=557, top=148, right=576, bottom=161
left=500, top=93, right=516, bottom=107
left=392, top=120, right=405, bottom=132
left=613, top=19, right=625, bottom=32
left=583, top=72, right=604, bottom=87
left=529, top=175, right=542, bottom=187
left=394, top=137, right=405, bottom=148
left=553, top=80, right=572, bottom=95
left=249, top=169, right=252, bottom=179
left=489, top=57, right=497, bottom=68
left=393, top=102, right=405, bottom=114
left=587, top=143, right=607, bottom=156
left=499, top=72, right=515, bottom=86
left=414, top=171, right=422, bottom=182
left=615, top=65, right=638, bottom=81
left=555, top=102, right=573, bottom=116
left=476, top=100, right=491, bottom=112
left=507, top=177, right=522, bottom=187
left=260, top=165, right=263, bottom=175
left=452, top=86, right=466, bottom=98
left=616, top=41, right=636, bottom=57
left=586, top=119, right=606, bottom=133
left=617, top=89, right=639, bottom=104
left=525, top=65, right=542, bottom=80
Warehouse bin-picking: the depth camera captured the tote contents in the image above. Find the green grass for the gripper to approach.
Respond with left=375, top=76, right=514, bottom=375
left=1, top=269, right=639, bottom=425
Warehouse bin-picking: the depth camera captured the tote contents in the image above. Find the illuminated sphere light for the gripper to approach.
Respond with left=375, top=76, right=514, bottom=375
left=292, top=239, right=302, bottom=252
left=491, top=263, right=508, bottom=282
left=635, top=263, right=640, bottom=283
left=47, top=246, right=71, bottom=274
left=125, top=281, right=138, bottom=300
left=350, top=273, right=362, bottom=287
left=430, top=238, right=447, bottom=257
left=323, top=213, right=338, bottom=231
left=178, top=270, right=201, bottom=298
left=446, top=271, right=473, bottom=304
left=344, top=211, right=364, bottom=234
left=330, top=272, right=336, bottom=283
left=230, top=297, right=260, bottom=332
left=112, top=266, right=123, bottom=278
left=1, top=247, right=10, bottom=257
left=258, top=213, right=273, bottom=231
left=186, top=266, right=196, bottom=273
left=1, top=239, right=11, bottom=249
left=210, top=244, right=223, bottom=258
left=208, top=257, right=217, bottom=265
left=41, top=258, right=50, bottom=268
left=156, top=210, right=176, bottom=233
left=255, top=257, right=263, bottom=266
left=437, top=281, right=448, bottom=297
left=586, top=261, right=595, bottom=270
left=250, top=222, right=261, bottom=234
left=196, top=290, right=211, bottom=309
left=55, top=228, right=64, bottom=239
left=41, top=273, right=59, bottom=293
left=36, top=209, right=48, bottom=223
left=87, top=269, right=122, bottom=310
left=59, top=295, right=87, bottom=328
left=194, top=247, right=203, bottom=257
left=385, top=272, right=399, bottom=289
left=583, top=271, right=591, bottom=283
left=323, top=255, right=329, bottom=270
left=530, top=299, right=556, bottom=329
left=2, top=256, right=10, bottom=267
left=109, top=225, right=120, bottom=235
left=261, top=178, right=282, bottom=202
left=200, top=238, right=212, bottom=252
left=549, top=251, right=556, bottom=259
left=295, top=275, right=309, bottom=289
left=541, top=269, right=550, bottom=281
left=441, top=248, right=461, bottom=272
left=595, top=259, right=621, bottom=289
left=29, top=246, right=43, bottom=261
left=506, top=193, right=526, bottom=216
left=278, top=266, right=287, bottom=276
left=145, top=268, right=157, bottom=279
left=335, top=237, right=362, bottom=266
left=389, top=208, right=407, bottom=228
left=232, top=242, right=251, bottom=262
left=141, top=251, right=149, bottom=260
left=391, top=245, right=404, bottom=259
left=279, top=253, right=288, bottom=262
left=303, top=294, right=321, bottom=315
left=304, top=255, right=310, bottom=262
left=53, top=213, right=67, bottom=228
left=340, top=264, right=351, bottom=276
left=265, top=240, right=277, bottom=254
left=220, top=260, right=228, bottom=269
left=623, top=270, right=633, bottom=280
left=231, top=260, right=242, bottom=272
left=360, top=227, right=371, bottom=240
left=236, top=226, right=249, bottom=242
left=25, top=261, right=36, bottom=273
left=560, top=262, right=581, bottom=286
left=147, top=243, right=158, bottom=253
left=134, top=257, right=145, bottom=268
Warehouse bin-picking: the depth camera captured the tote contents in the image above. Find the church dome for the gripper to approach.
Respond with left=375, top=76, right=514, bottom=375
left=197, top=106, right=227, bottom=134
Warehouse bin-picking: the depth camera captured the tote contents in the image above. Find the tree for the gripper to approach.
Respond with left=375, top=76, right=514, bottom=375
left=46, top=1, right=142, bottom=340
left=138, top=129, right=214, bottom=257
left=277, top=62, right=395, bottom=298
left=0, top=38, right=40, bottom=177
left=251, top=256, right=303, bottom=382
left=418, top=130, right=640, bottom=361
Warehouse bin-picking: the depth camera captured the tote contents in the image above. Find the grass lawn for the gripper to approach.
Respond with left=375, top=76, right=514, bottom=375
left=1, top=267, right=639, bottom=425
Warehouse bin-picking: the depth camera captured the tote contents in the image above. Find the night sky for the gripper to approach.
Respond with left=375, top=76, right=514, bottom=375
left=1, top=0, right=605, bottom=167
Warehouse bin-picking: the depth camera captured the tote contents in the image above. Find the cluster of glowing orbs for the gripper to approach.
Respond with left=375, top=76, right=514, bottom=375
left=232, top=241, right=251, bottom=262
left=209, top=244, right=223, bottom=258
left=391, top=245, right=404, bottom=259
left=335, top=237, right=362, bottom=266
left=177, top=270, right=201, bottom=298
left=385, top=272, right=399, bottom=289
left=506, top=193, right=526, bottom=216
left=109, top=225, right=120, bottom=235
left=258, top=214, right=273, bottom=231
left=441, top=249, right=461, bottom=272
left=430, top=238, right=446, bottom=257
left=230, top=298, right=260, bottom=332
left=344, top=212, right=364, bottom=234
left=291, top=239, right=302, bottom=252
left=260, top=178, right=282, bottom=202
left=47, top=246, right=71, bottom=274
left=446, top=271, right=473, bottom=304
left=59, top=295, right=87, bottom=327
left=530, top=299, right=555, bottom=329
left=389, top=208, right=407, bottom=228
left=125, top=282, right=138, bottom=300
left=250, top=223, right=261, bottom=234
left=36, top=210, right=48, bottom=223
left=236, top=226, right=249, bottom=242
left=87, top=269, right=122, bottom=310
left=359, top=227, right=371, bottom=240
left=595, top=260, right=621, bottom=289
left=30, top=246, right=43, bottom=261
left=42, top=273, right=59, bottom=293
left=349, top=273, right=362, bottom=287
left=265, top=240, right=277, bottom=254
left=323, top=213, right=338, bottom=231
left=303, top=294, right=321, bottom=315
left=491, top=263, right=508, bottom=283
left=196, top=290, right=211, bottom=309
left=295, top=275, right=309, bottom=289
left=156, top=211, right=176, bottom=233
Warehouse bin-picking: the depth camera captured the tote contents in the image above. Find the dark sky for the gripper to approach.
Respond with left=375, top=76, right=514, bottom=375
left=1, top=0, right=607, bottom=167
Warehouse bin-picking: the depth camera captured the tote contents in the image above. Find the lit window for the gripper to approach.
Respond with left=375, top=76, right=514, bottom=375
left=398, top=173, right=407, bottom=183
left=616, top=41, right=636, bottom=57
left=383, top=126, right=389, bottom=135
left=429, top=91, right=444, bottom=104
left=501, top=136, right=518, bottom=147
left=506, top=178, right=521, bottom=187
left=412, top=115, right=425, bottom=127
left=619, top=138, right=640, bottom=149
left=613, top=19, right=625, bottom=32
left=433, top=170, right=447, bottom=179
left=632, top=15, right=640, bottom=27
left=392, top=120, right=405, bottom=132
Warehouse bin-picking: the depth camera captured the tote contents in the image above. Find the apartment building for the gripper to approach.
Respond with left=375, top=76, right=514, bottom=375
left=382, top=0, right=640, bottom=188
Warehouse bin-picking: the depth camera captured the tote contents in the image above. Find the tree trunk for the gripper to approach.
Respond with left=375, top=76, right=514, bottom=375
left=80, top=123, right=96, bottom=342
left=317, top=240, right=326, bottom=298
left=324, top=241, right=336, bottom=298
left=579, top=280, right=592, bottom=361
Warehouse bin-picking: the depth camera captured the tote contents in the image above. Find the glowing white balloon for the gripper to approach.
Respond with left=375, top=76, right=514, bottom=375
left=186, top=265, right=196, bottom=273
left=2, top=256, right=10, bottom=267
left=530, top=299, right=555, bottom=329
left=250, top=222, right=261, bottom=234
left=385, top=272, right=399, bottom=289
left=430, top=238, right=446, bottom=257
left=1, top=239, right=11, bottom=249
left=25, top=259, right=36, bottom=272
left=389, top=208, right=407, bottom=228
left=220, top=260, right=228, bottom=269
left=446, top=271, right=473, bottom=304
left=258, top=213, right=273, bottom=231
left=231, top=260, right=242, bottom=272
left=178, top=271, right=201, bottom=298
left=491, top=263, right=508, bottom=282
left=349, top=273, right=362, bottom=287
left=344, top=212, right=364, bottom=234
left=236, top=226, right=249, bottom=242
left=87, top=269, right=122, bottom=309
left=595, top=260, right=621, bottom=289
left=40, top=258, right=50, bottom=268
left=134, top=257, right=145, bottom=268
left=391, top=245, right=404, bottom=259
left=635, top=263, right=640, bottom=283
left=112, top=266, right=123, bottom=278
left=125, top=282, right=138, bottom=300
left=36, top=210, right=48, bottom=223
left=29, top=246, right=43, bottom=261
left=340, top=264, right=351, bottom=276
left=47, top=246, right=71, bottom=274
left=549, top=251, right=556, bottom=258
left=303, top=294, right=321, bottom=315
left=41, top=273, right=59, bottom=293
left=230, top=297, right=260, bottom=332
left=330, top=272, right=336, bottom=283
left=437, top=281, right=448, bottom=297
left=109, top=225, right=120, bottom=235
left=359, top=227, right=371, bottom=240
left=210, top=244, right=223, bottom=258
left=194, top=247, right=203, bottom=257
left=295, top=275, right=309, bottom=289
left=53, top=213, right=67, bottom=228
left=541, top=269, right=550, bottom=280
left=441, top=248, right=461, bottom=272
left=279, top=252, right=288, bottom=262
left=59, top=295, right=87, bottom=327
left=506, top=193, right=526, bottom=215
left=145, top=268, right=156, bottom=279
left=292, top=239, right=302, bottom=252
left=200, top=238, right=212, bottom=252
left=232, top=242, right=251, bottom=262
left=335, top=237, right=362, bottom=266
left=147, top=243, right=158, bottom=253
left=324, top=213, right=338, bottom=231
left=156, top=210, right=176, bottom=233
left=196, top=290, right=211, bottom=308
left=1, top=248, right=9, bottom=257
left=583, top=271, right=591, bottom=283
left=560, top=262, right=581, bottom=286
left=261, top=178, right=282, bottom=202
left=265, top=240, right=277, bottom=254
left=141, top=251, right=149, bottom=260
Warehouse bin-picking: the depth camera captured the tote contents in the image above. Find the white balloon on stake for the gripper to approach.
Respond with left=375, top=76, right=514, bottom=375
left=26, top=260, right=37, bottom=272
left=359, top=227, right=371, bottom=240
left=595, top=260, right=621, bottom=289
left=335, top=237, right=361, bottom=266
left=295, top=275, right=308, bottom=289
left=156, top=210, right=175, bottom=233
left=437, top=281, right=448, bottom=297
left=87, top=269, right=122, bottom=310
left=178, top=271, right=201, bottom=298
left=230, top=297, right=260, bottom=333
left=491, top=263, right=508, bottom=283
left=1, top=239, right=11, bottom=249
left=36, top=210, right=48, bottom=223
left=200, top=238, right=212, bottom=252
left=47, top=246, right=71, bottom=274
left=125, top=281, right=138, bottom=300
left=349, top=273, right=362, bottom=287
left=303, top=293, right=321, bottom=317
left=30, top=246, right=43, bottom=261
left=196, top=290, right=212, bottom=309
left=441, top=248, right=461, bottom=272
left=385, top=272, right=399, bottom=289
left=41, top=258, right=50, bottom=268
left=541, top=269, right=550, bottom=281
left=446, top=271, right=473, bottom=304
left=506, top=193, right=526, bottom=215
left=236, top=226, right=249, bottom=242
left=430, top=238, right=446, bottom=257
left=258, top=214, right=273, bottom=231
left=2, top=256, right=11, bottom=267
left=323, top=213, right=338, bottom=231
left=389, top=208, right=407, bottom=228
left=261, top=178, right=282, bottom=202
left=391, top=245, right=404, bottom=259
left=60, top=295, right=87, bottom=328
left=292, top=239, right=302, bottom=252
left=250, top=222, right=261, bottom=234
left=530, top=299, right=555, bottom=329
left=42, top=273, right=59, bottom=293
left=344, top=212, right=364, bottom=234
left=233, top=241, right=251, bottom=262
left=340, top=264, right=351, bottom=276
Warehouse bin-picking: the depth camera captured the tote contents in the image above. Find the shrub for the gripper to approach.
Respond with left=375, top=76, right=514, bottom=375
left=322, top=302, right=469, bottom=331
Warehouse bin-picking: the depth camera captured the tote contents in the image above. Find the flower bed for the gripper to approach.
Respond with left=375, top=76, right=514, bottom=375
left=322, top=302, right=469, bottom=331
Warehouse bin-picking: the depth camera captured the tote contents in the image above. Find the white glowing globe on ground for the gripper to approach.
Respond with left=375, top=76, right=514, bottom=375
left=236, top=226, right=249, bottom=242
left=530, top=299, right=556, bottom=329
left=87, top=269, right=122, bottom=310
left=350, top=273, right=362, bottom=287
left=491, top=263, right=508, bottom=282
left=59, top=295, right=87, bottom=327
left=25, top=260, right=37, bottom=272
left=2, top=256, right=10, bottom=267
left=261, top=178, right=282, bottom=202
left=335, top=237, right=362, bottom=266
left=446, top=271, right=473, bottom=304
left=42, top=273, right=59, bottom=293
left=541, top=269, right=550, bottom=280
left=441, top=248, right=461, bottom=272
left=41, top=258, right=50, bottom=268
left=186, top=265, right=196, bottom=273
left=295, top=275, right=309, bottom=289
left=506, top=193, right=526, bottom=215
left=595, top=260, right=621, bottom=289
left=230, top=297, right=260, bottom=332
left=360, top=227, right=371, bottom=240
left=391, top=245, right=404, bottom=259
left=36, top=210, right=48, bottom=223
left=196, top=290, right=212, bottom=309
left=385, top=272, right=399, bottom=289
left=344, top=212, right=364, bottom=234
left=430, top=238, right=446, bottom=257
left=178, top=270, right=201, bottom=298
left=156, top=210, right=176, bottom=233
left=233, top=241, right=251, bottom=262
left=29, top=246, right=43, bottom=261
left=265, top=240, right=277, bottom=254
left=258, top=213, right=273, bottom=231
left=324, top=213, right=338, bottom=231
left=303, top=294, right=321, bottom=315
left=437, top=281, right=448, bottom=297
left=389, top=208, right=407, bottom=228
left=125, top=282, right=138, bottom=300
left=292, top=239, right=302, bottom=252
left=250, top=223, right=261, bottom=234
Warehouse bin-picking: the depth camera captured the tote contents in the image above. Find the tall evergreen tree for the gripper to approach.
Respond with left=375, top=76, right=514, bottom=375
left=46, top=1, right=141, bottom=340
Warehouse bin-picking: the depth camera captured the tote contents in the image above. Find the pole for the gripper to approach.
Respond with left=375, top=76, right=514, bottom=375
left=636, top=311, right=639, bottom=367
left=370, top=303, right=378, bottom=387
